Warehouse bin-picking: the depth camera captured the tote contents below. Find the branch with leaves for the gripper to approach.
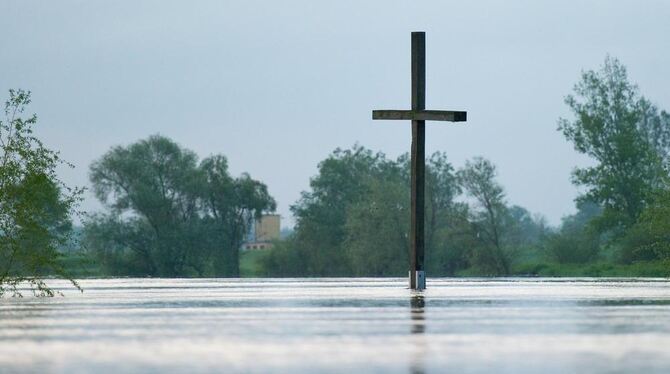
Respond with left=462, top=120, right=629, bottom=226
left=0, top=89, right=83, bottom=297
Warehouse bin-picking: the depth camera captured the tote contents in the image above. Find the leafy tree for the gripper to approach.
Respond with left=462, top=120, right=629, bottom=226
left=266, top=146, right=469, bottom=277
left=544, top=202, right=602, bottom=264
left=344, top=151, right=467, bottom=276
left=88, top=135, right=203, bottom=276
left=423, top=153, right=477, bottom=276
left=621, top=189, right=670, bottom=263
left=85, top=135, right=275, bottom=277
left=200, top=155, right=276, bottom=276
left=290, top=146, right=384, bottom=275
left=558, top=56, right=668, bottom=233
left=422, top=198, right=474, bottom=276
left=425, top=153, right=462, bottom=255
left=261, top=146, right=546, bottom=277
left=505, top=205, right=547, bottom=247
left=82, top=214, right=157, bottom=275
left=457, top=157, right=510, bottom=275
left=258, top=236, right=308, bottom=277
left=345, top=160, right=409, bottom=276
left=0, top=89, right=82, bottom=296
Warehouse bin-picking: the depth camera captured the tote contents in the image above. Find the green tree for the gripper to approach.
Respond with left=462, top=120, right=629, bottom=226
left=85, top=135, right=275, bottom=277
left=424, top=202, right=473, bottom=276
left=505, top=205, right=547, bottom=247
left=425, top=153, right=462, bottom=256
left=263, top=146, right=468, bottom=277
left=544, top=202, right=602, bottom=264
left=558, top=56, right=668, bottom=233
left=457, top=157, right=510, bottom=275
left=258, top=236, right=308, bottom=277
left=290, top=146, right=384, bottom=275
left=344, top=159, right=409, bottom=276
left=200, top=155, right=276, bottom=277
left=82, top=214, right=158, bottom=275
left=88, top=135, right=203, bottom=276
left=260, top=146, right=554, bottom=277
left=621, top=189, right=670, bottom=263
left=344, top=152, right=467, bottom=276
left=0, top=89, right=82, bottom=296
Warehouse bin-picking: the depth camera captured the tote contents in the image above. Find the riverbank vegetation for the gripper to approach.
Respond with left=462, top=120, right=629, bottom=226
left=3, top=56, right=670, bottom=292
left=82, top=135, right=275, bottom=277
left=252, top=57, right=670, bottom=278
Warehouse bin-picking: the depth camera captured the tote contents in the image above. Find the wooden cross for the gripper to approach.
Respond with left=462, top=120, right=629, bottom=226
left=372, top=32, right=467, bottom=290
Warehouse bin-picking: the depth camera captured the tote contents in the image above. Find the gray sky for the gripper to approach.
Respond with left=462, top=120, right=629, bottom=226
left=1, top=1, right=669, bottom=227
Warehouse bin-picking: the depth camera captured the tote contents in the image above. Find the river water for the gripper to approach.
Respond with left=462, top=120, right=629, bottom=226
left=1, top=278, right=670, bottom=373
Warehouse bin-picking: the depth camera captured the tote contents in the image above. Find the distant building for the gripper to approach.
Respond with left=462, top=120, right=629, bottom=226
left=242, top=214, right=280, bottom=250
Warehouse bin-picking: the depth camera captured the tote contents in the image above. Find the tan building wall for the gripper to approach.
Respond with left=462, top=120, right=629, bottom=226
left=255, top=214, right=280, bottom=242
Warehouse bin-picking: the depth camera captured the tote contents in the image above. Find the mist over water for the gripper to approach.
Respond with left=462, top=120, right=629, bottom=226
left=2, top=278, right=670, bottom=373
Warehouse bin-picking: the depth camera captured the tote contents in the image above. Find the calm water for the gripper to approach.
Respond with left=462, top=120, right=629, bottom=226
left=2, top=278, right=670, bottom=373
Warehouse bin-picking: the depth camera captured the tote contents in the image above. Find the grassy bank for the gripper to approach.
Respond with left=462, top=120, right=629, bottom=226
left=60, top=252, right=101, bottom=278
left=61, top=250, right=670, bottom=278
left=511, top=260, right=670, bottom=278
left=240, top=250, right=268, bottom=277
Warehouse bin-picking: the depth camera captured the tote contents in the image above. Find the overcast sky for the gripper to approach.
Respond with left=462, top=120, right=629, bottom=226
left=1, top=1, right=669, bottom=227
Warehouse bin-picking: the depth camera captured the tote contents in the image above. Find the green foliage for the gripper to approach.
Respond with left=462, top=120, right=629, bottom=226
left=84, top=135, right=275, bottom=277
left=254, top=57, right=670, bottom=278
left=457, top=157, right=511, bottom=275
left=82, top=214, right=159, bottom=275
left=345, top=171, right=409, bottom=276
left=544, top=230, right=599, bottom=264
left=289, top=146, right=386, bottom=276
left=260, top=146, right=535, bottom=277
left=239, top=249, right=269, bottom=277
left=511, top=260, right=670, bottom=278
left=544, top=202, right=602, bottom=264
left=0, top=89, right=82, bottom=297
left=506, top=206, right=547, bottom=247
left=558, top=56, right=669, bottom=233
left=86, top=57, right=670, bottom=279
left=258, top=237, right=308, bottom=277
left=87, top=135, right=204, bottom=276
left=423, top=202, right=473, bottom=276
left=621, top=189, right=670, bottom=263
left=57, top=251, right=100, bottom=278
left=555, top=56, right=670, bottom=270
left=200, top=155, right=276, bottom=276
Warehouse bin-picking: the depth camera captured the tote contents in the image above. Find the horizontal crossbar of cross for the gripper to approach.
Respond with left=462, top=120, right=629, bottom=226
left=372, top=110, right=467, bottom=122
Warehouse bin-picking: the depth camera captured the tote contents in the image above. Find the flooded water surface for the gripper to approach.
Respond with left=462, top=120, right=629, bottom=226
left=1, top=278, right=670, bottom=373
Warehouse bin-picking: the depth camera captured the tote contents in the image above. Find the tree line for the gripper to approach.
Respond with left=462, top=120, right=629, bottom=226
left=261, top=56, right=670, bottom=277
left=2, top=56, right=670, bottom=295
left=259, top=147, right=544, bottom=276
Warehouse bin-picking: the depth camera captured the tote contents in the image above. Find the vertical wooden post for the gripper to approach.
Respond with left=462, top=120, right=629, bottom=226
left=373, top=31, right=467, bottom=289
left=410, top=32, right=426, bottom=290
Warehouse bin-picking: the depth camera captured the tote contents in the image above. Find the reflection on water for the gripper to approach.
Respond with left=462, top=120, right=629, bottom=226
left=1, top=278, right=670, bottom=373
left=410, top=294, right=426, bottom=374
left=410, top=294, right=425, bottom=334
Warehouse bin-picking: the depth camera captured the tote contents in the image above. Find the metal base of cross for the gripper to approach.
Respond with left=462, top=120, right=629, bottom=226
left=410, top=270, right=426, bottom=290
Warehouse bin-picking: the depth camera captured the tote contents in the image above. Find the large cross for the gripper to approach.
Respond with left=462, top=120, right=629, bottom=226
left=372, top=31, right=467, bottom=290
